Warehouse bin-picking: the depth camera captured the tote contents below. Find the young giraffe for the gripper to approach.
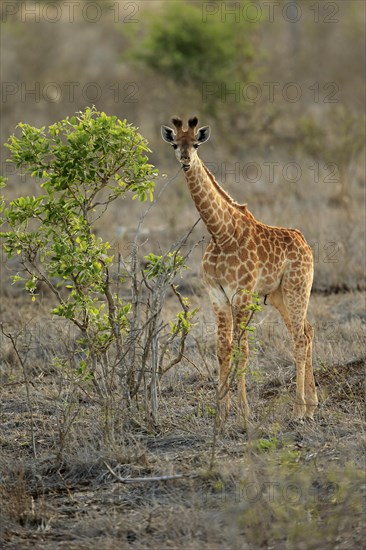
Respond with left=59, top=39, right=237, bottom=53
left=161, top=116, right=318, bottom=423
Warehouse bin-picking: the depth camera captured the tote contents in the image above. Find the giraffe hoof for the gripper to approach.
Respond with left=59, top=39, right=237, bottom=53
left=218, top=398, right=230, bottom=418
left=217, top=404, right=230, bottom=429
left=293, top=403, right=306, bottom=420
left=305, top=405, right=318, bottom=419
left=238, top=402, right=250, bottom=420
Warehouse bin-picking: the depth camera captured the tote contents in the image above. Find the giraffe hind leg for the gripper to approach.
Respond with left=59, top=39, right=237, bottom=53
left=270, top=288, right=318, bottom=420
left=270, top=289, right=306, bottom=418
left=304, top=319, right=318, bottom=418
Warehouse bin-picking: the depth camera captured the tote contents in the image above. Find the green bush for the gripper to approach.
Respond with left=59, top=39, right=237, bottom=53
left=0, top=107, right=198, bottom=439
left=130, top=1, right=256, bottom=87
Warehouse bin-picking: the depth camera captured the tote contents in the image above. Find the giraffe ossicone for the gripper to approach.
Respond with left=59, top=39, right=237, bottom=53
left=162, top=116, right=318, bottom=425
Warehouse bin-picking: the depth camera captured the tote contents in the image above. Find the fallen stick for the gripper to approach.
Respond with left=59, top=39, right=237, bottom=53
left=104, top=462, right=198, bottom=484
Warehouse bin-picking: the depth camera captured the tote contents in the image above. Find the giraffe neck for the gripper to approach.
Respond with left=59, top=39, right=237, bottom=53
left=184, top=158, right=243, bottom=247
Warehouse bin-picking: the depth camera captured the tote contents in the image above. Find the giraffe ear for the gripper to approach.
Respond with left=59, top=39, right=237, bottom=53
left=196, top=126, right=210, bottom=144
left=161, top=125, right=176, bottom=143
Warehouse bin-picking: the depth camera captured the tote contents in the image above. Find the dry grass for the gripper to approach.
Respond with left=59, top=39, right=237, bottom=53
left=0, top=289, right=365, bottom=549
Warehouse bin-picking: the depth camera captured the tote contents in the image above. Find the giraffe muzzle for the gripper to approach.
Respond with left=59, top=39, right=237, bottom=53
left=180, top=158, right=191, bottom=171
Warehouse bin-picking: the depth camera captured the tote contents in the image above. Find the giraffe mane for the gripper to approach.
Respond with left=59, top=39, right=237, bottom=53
left=201, top=163, right=251, bottom=216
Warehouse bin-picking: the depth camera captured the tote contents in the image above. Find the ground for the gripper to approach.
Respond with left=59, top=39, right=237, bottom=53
left=0, top=287, right=365, bottom=549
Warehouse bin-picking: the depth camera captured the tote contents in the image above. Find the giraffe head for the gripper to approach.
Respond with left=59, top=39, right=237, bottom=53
left=161, top=116, right=210, bottom=171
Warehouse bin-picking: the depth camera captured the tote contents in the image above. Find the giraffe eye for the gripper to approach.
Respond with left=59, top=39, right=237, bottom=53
left=172, top=144, right=178, bottom=149
left=193, top=143, right=199, bottom=149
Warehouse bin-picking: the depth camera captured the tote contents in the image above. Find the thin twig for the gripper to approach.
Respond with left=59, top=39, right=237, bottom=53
left=0, top=323, right=37, bottom=459
left=160, top=285, right=190, bottom=374
left=135, top=167, right=183, bottom=237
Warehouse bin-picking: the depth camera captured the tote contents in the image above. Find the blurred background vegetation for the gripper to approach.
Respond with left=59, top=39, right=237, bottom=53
left=1, top=0, right=365, bottom=291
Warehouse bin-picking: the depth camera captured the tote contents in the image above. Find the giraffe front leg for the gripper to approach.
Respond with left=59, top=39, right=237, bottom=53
left=217, top=326, right=232, bottom=424
left=232, top=294, right=252, bottom=425
left=218, top=361, right=231, bottom=422
left=212, top=303, right=233, bottom=425
left=237, top=348, right=250, bottom=423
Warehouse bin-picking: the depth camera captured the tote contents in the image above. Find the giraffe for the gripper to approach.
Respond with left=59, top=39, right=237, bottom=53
left=161, top=116, right=318, bottom=424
